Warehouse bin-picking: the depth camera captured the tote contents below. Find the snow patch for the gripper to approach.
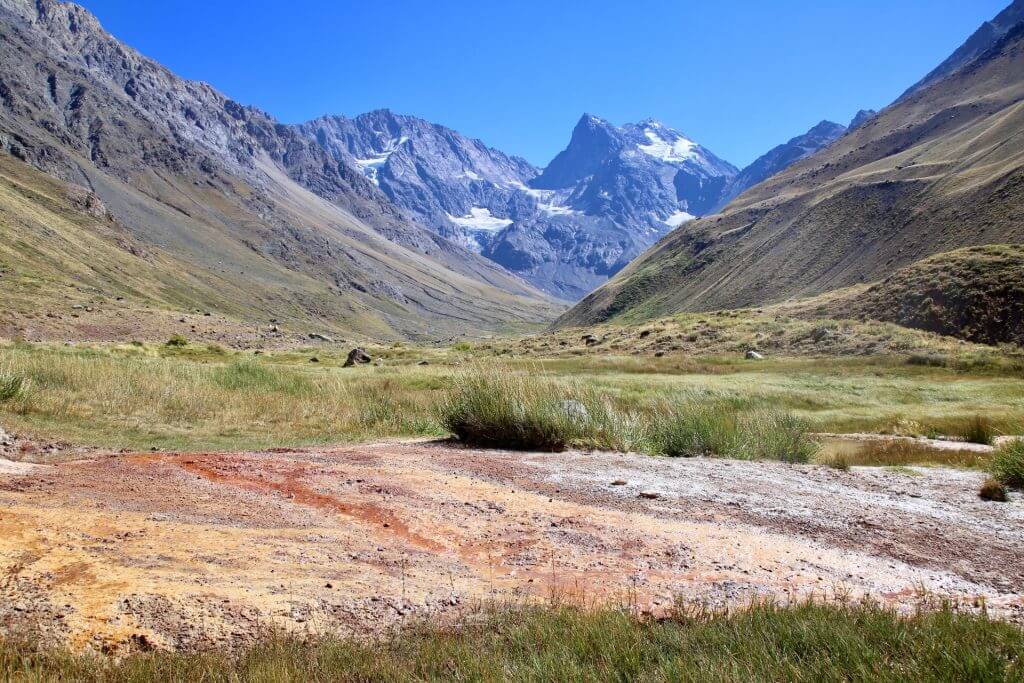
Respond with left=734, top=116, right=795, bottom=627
left=448, top=207, right=513, bottom=232
left=664, top=210, right=696, bottom=227
left=508, top=182, right=580, bottom=216
left=638, top=127, right=697, bottom=163
left=353, top=137, right=410, bottom=185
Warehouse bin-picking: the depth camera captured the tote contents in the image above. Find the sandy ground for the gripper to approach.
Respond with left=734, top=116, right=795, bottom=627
left=1, top=440, right=1022, bottom=653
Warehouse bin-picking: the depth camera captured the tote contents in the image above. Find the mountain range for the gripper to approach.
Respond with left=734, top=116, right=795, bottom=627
left=297, top=112, right=744, bottom=300
left=1, top=0, right=1020, bottom=343
left=557, top=1, right=1024, bottom=328
left=0, top=0, right=561, bottom=341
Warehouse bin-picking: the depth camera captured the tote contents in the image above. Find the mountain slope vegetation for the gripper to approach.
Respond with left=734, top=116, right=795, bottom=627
left=556, top=15, right=1024, bottom=329
left=783, top=244, right=1024, bottom=346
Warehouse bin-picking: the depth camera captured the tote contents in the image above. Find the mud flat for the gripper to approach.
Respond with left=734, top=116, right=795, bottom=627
left=1, top=440, right=1021, bottom=652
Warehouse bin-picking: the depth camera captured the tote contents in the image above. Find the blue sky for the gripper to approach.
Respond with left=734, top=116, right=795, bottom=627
left=77, top=0, right=1007, bottom=168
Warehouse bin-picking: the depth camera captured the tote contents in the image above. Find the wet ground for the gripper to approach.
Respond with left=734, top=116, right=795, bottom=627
left=1, top=439, right=1021, bottom=652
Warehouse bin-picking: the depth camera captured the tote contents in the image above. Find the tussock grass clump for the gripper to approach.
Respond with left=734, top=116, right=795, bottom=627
left=991, top=439, right=1024, bottom=489
left=165, top=335, right=189, bottom=348
left=440, top=367, right=816, bottom=461
left=647, top=406, right=817, bottom=463
left=957, top=415, right=996, bottom=446
left=646, top=403, right=736, bottom=457
left=3, top=601, right=1023, bottom=681
left=0, top=372, right=28, bottom=403
left=438, top=369, right=624, bottom=452
left=736, top=410, right=818, bottom=463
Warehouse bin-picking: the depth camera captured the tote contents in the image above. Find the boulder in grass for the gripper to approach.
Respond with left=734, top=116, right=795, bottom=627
left=309, top=333, right=334, bottom=343
left=745, top=350, right=764, bottom=360
left=344, top=348, right=372, bottom=367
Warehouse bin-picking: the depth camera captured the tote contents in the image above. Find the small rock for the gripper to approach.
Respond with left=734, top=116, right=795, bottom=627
left=417, top=360, right=429, bottom=366
left=309, top=333, right=334, bottom=343
left=611, top=480, right=627, bottom=486
left=309, top=357, right=320, bottom=363
left=638, top=491, right=661, bottom=500
left=745, top=350, right=764, bottom=360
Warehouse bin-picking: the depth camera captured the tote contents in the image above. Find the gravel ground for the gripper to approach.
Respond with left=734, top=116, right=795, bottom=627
left=0, top=439, right=1021, bottom=653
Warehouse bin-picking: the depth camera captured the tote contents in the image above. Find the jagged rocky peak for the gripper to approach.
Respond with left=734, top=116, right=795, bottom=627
left=848, top=109, right=877, bottom=131
left=531, top=113, right=625, bottom=189
left=297, top=109, right=738, bottom=301
left=296, top=109, right=540, bottom=253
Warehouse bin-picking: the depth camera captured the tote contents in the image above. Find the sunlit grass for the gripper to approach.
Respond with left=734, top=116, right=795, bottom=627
left=0, top=340, right=1021, bottom=455
left=2, top=601, right=1021, bottom=681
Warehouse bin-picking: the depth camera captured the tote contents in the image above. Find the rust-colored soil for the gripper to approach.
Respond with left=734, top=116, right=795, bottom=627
left=1, top=440, right=1021, bottom=652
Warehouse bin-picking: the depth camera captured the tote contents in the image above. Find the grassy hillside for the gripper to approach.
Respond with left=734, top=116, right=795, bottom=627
left=782, top=245, right=1024, bottom=346
left=557, top=20, right=1024, bottom=329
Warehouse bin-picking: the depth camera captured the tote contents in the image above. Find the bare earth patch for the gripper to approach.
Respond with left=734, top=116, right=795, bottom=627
left=1, top=440, right=1021, bottom=653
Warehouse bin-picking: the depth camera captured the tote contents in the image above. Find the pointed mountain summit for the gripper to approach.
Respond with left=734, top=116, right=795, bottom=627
left=300, top=111, right=736, bottom=300
left=531, top=114, right=625, bottom=190
left=847, top=109, right=877, bottom=131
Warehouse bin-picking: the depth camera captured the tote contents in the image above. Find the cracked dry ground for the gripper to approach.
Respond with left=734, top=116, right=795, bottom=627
left=1, top=440, right=1022, bottom=652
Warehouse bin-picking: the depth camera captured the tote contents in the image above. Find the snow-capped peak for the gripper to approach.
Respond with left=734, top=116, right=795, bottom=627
left=637, top=124, right=698, bottom=163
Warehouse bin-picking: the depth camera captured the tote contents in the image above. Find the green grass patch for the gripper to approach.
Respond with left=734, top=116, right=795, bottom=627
left=991, top=439, right=1024, bottom=489
left=2, top=601, right=1022, bottom=681
left=439, top=368, right=817, bottom=462
left=0, top=371, right=28, bottom=403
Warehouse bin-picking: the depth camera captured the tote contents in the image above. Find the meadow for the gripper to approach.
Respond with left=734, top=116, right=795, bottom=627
left=0, top=337, right=1022, bottom=463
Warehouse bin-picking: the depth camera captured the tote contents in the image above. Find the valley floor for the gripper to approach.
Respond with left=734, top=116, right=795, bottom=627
left=1, top=439, right=1021, bottom=654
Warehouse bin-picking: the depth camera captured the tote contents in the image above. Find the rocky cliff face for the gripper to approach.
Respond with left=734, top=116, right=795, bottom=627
left=0, top=0, right=559, bottom=338
left=297, top=110, right=538, bottom=251
left=300, top=111, right=737, bottom=300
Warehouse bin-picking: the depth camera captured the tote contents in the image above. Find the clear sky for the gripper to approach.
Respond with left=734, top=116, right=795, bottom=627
left=76, top=0, right=1008, bottom=168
